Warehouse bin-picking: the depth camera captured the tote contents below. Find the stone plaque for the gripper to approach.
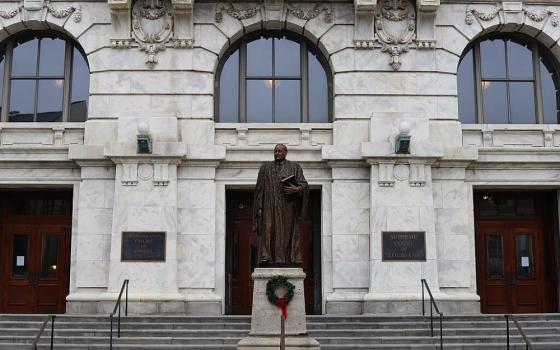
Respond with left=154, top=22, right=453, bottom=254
left=382, top=231, right=426, bottom=261
left=121, top=232, right=166, bottom=262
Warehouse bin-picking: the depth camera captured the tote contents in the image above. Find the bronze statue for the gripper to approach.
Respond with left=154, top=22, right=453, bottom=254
left=253, top=144, right=309, bottom=266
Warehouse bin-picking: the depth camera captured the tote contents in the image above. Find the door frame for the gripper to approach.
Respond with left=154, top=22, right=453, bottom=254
left=224, top=188, right=322, bottom=315
left=474, top=190, right=559, bottom=313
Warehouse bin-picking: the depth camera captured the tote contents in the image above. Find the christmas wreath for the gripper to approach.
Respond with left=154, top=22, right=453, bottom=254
left=266, top=276, right=295, bottom=319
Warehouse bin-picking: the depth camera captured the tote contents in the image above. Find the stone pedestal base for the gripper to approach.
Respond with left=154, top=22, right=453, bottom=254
left=237, top=268, right=320, bottom=349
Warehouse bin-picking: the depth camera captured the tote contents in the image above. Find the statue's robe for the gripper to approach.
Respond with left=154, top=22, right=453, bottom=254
left=253, top=159, right=309, bottom=264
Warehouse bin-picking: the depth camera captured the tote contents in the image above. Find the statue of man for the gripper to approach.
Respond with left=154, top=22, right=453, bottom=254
left=253, top=144, right=309, bottom=266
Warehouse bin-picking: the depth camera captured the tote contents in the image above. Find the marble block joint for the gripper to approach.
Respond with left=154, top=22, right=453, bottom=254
left=237, top=268, right=320, bottom=349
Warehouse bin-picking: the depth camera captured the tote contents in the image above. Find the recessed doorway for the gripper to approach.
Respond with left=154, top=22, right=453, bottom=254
left=225, top=189, right=322, bottom=315
left=0, top=190, right=72, bottom=313
left=475, top=191, right=558, bottom=313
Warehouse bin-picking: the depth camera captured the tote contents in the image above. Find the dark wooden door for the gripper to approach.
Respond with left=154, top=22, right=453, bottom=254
left=227, top=190, right=320, bottom=315
left=476, top=221, right=553, bottom=313
left=0, top=191, right=72, bottom=314
left=2, top=224, right=70, bottom=313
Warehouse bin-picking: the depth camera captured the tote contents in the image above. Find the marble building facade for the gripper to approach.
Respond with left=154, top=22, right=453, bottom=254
left=0, top=0, right=559, bottom=315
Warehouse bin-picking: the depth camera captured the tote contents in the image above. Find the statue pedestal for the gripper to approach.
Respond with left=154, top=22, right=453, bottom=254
left=237, top=268, right=320, bottom=349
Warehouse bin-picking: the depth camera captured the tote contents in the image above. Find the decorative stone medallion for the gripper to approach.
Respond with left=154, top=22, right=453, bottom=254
left=375, top=0, right=416, bottom=70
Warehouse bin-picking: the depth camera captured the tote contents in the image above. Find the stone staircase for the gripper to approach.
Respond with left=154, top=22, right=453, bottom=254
left=0, top=314, right=559, bottom=349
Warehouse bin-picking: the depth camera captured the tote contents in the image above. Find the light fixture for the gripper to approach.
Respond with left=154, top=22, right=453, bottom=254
left=137, top=121, right=152, bottom=154
left=395, top=121, right=411, bottom=154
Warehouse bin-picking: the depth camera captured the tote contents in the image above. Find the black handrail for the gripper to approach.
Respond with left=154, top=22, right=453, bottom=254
left=30, top=315, right=55, bottom=350
left=505, top=314, right=534, bottom=350
left=421, top=279, right=443, bottom=349
left=109, top=279, right=129, bottom=350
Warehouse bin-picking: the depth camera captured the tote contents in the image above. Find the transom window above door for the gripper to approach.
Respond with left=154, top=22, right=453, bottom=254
left=216, top=32, right=332, bottom=123
left=458, top=34, right=560, bottom=124
left=0, top=31, right=90, bottom=123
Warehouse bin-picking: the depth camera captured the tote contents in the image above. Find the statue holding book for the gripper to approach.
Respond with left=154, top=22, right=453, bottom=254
left=253, top=144, right=309, bottom=266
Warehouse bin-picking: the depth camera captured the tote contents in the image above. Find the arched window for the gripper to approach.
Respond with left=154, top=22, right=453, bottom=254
left=216, top=32, right=331, bottom=123
left=0, top=31, right=89, bottom=122
left=458, top=34, right=559, bottom=124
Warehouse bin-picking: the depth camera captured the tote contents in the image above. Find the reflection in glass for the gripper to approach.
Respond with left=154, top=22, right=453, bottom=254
left=487, top=234, right=504, bottom=278
left=41, top=235, right=59, bottom=278
left=516, top=198, right=535, bottom=216
left=457, top=50, right=476, bottom=123
left=507, top=40, right=533, bottom=80
left=12, top=38, right=38, bottom=76
left=37, top=80, right=64, bottom=122
left=509, top=82, right=536, bottom=123
left=308, top=52, right=328, bottom=123
left=482, top=81, right=508, bottom=123
left=247, top=38, right=272, bottom=76
left=498, top=198, right=516, bottom=216
left=275, top=80, right=300, bottom=122
left=70, top=47, right=90, bottom=122
left=274, top=38, right=300, bottom=77
left=480, top=39, right=506, bottom=79
left=479, top=195, right=498, bottom=216
left=218, top=51, right=239, bottom=122
left=541, top=60, right=559, bottom=124
left=516, top=234, right=533, bottom=278
left=247, top=80, right=272, bottom=122
left=9, top=80, right=36, bottom=122
left=39, top=38, right=66, bottom=76
left=12, top=234, right=28, bottom=277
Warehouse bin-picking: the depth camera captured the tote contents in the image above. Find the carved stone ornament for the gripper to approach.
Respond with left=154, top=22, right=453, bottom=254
left=466, top=5, right=558, bottom=27
left=215, top=3, right=261, bottom=23
left=375, top=0, right=416, bottom=70
left=112, top=0, right=193, bottom=68
left=0, top=1, right=81, bottom=22
left=286, top=3, right=332, bottom=23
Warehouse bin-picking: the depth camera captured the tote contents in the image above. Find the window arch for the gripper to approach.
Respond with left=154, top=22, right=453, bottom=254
left=0, top=31, right=90, bottom=122
left=457, top=33, right=560, bottom=124
left=215, top=31, right=332, bottom=123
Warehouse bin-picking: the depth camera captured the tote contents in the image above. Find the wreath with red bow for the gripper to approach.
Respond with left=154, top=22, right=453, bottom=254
left=266, top=276, right=295, bottom=319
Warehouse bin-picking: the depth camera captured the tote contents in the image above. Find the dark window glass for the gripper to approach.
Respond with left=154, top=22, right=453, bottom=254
left=247, top=80, right=272, bottom=122
left=12, top=234, right=28, bottom=277
left=479, top=195, right=498, bottom=216
left=487, top=234, right=504, bottom=278
left=541, top=59, right=559, bottom=124
left=516, top=234, right=533, bottom=278
left=274, top=37, right=300, bottom=77
left=69, top=47, right=89, bottom=122
left=480, top=39, right=506, bottom=79
left=507, top=40, right=533, bottom=80
left=218, top=50, right=239, bottom=123
left=40, top=235, right=59, bottom=278
left=9, top=80, right=36, bottom=122
left=37, top=80, right=64, bottom=122
left=516, top=198, right=535, bottom=216
left=497, top=198, right=516, bottom=216
left=247, top=38, right=272, bottom=77
left=509, top=82, right=536, bottom=123
left=275, top=80, right=300, bottom=122
left=12, top=38, right=38, bottom=77
left=482, top=81, right=508, bottom=123
left=457, top=50, right=476, bottom=124
left=10, top=198, right=65, bottom=215
left=39, top=38, right=65, bottom=76
left=308, top=52, right=328, bottom=123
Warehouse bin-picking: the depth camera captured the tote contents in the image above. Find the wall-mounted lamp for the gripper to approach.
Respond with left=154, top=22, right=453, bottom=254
left=395, top=121, right=411, bottom=154
left=137, top=121, right=152, bottom=154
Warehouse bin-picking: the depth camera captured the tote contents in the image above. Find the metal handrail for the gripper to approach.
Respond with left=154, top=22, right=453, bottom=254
left=421, top=279, right=443, bottom=349
left=506, top=314, right=534, bottom=350
left=30, top=315, right=55, bottom=350
left=109, top=279, right=129, bottom=350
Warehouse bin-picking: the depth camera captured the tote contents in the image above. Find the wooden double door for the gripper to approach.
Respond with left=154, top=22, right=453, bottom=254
left=475, top=192, right=558, bottom=313
left=0, top=191, right=72, bottom=313
left=226, top=190, right=321, bottom=315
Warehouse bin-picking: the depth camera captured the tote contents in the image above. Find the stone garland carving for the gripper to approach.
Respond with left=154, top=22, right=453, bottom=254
left=466, top=5, right=558, bottom=27
left=112, top=0, right=193, bottom=68
left=0, top=1, right=81, bottom=22
left=215, top=3, right=262, bottom=23
left=285, top=3, right=332, bottom=23
left=375, top=0, right=416, bottom=71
